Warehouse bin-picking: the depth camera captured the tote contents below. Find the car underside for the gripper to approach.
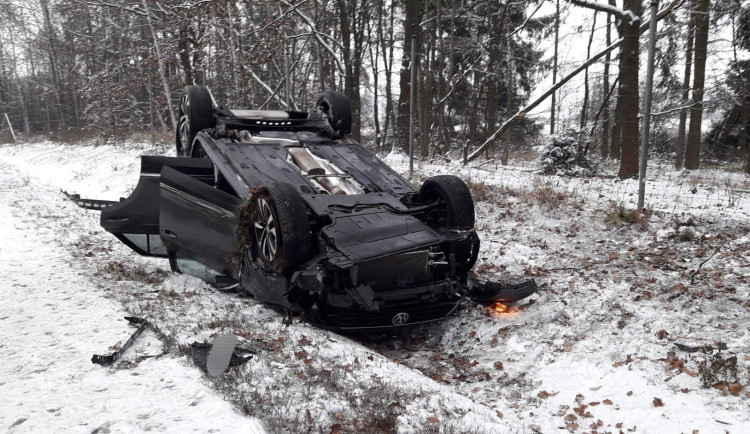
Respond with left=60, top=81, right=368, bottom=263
left=91, top=87, right=535, bottom=330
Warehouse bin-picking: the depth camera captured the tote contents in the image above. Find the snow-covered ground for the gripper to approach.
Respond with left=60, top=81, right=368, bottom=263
left=1, top=141, right=749, bottom=433
left=0, top=143, right=263, bottom=433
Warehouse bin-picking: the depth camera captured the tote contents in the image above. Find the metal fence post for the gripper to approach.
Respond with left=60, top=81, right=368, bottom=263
left=638, top=0, right=659, bottom=210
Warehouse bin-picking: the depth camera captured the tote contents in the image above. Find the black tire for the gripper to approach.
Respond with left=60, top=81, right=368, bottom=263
left=176, top=86, right=214, bottom=156
left=419, top=175, right=475, bottom=228
left=191, top=140, right=208, bottom=159
left=249, top=182, right=311, bottom=275
left=455, top=230, right=480, bottom=274
left=315, top=91, right=352, bottom=138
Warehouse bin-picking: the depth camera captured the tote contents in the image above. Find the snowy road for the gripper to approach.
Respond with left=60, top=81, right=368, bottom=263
left=0, top=157, right=262, bottom=433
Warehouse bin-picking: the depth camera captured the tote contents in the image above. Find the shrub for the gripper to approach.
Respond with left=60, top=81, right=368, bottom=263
left=539, top=130, right=596, bottom=177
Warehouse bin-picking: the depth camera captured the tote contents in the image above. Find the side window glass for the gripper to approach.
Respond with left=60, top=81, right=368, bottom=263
left=176, top=257, right=222, bottom=282
left=122, top=233, right=167, bottom=256
left=148, top=234, right=167, bottom=255
left=123, top=234, right=148, bottom=253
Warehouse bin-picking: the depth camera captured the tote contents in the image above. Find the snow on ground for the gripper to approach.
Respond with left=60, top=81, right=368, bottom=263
left=1, top=141, right=749, bottom=433
left=0, top=145, right=262, bottom=433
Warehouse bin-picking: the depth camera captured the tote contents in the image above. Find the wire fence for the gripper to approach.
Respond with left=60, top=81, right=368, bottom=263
left=385, top=152, right=750, bottom=223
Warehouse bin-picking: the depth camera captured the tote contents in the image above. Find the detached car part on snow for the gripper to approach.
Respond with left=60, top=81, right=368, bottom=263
left=98, top=86, right=536, bottom=330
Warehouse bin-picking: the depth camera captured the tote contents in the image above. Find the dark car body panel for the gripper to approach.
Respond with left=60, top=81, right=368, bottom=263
left=101, top=157, right=214, bottom=257
left=159, top=166, right=242, bottom=276
left=322, top=211, right=441, bottom=263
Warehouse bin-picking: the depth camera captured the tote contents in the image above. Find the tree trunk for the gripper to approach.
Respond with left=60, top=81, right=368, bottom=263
left=743, top=65, right=750, bottom=174
left=601, top=8, right=612, bottom=159
left=419, top=18, right=434, bottom=159
left=676, top=4, right=695, bottom=169
left=337, top=0, right=361, bottom=140
left=419, top=72, right=429, bottom=158
left=436, top=0, right=451, bottom=153
left=485, top=5, right=504, bottom=157
left=367, top=9, right=381, bottom=152
left=396, top=0, right=420, bottom=151
left=143, top=0, right=177, bottom=130
left=178, top=26, right=194, bottom=85
left=8, top=28, right=30, bottom=133
left=617, top=0, right=642, bottom=179
left=685, top=0, right=710, bottom=170
left=40, top=0, right=65, bottom=130
left=503, top=12, right=512, bottom=166
left=580, top=13, right=597, bottom=133
left=469, top=71, right=481, bottom=145
left=742, top=104, right=749, bottom=174
left=579, top=11, right=597, bottom=159
left=609, top=0, right=623, bottom=160
left=551, top=0, right=560, bottom=135
left=467, top=0, right=685, bottom=162
left=379, top=1, right=396, bottom=148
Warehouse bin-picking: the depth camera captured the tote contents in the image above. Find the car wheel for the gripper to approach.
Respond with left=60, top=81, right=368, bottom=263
left=315, top=91, right=352, bottom=138
left=455, top=230, right=480, bottom=274
left=249, top=182, right=312, bottom=275
left=176, top=85, right=214, bottom=157
left=419, top=175, right=475, bottom=228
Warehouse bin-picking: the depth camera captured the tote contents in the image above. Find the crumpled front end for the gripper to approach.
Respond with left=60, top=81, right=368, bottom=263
left=286, top=211, right=480, bottom=330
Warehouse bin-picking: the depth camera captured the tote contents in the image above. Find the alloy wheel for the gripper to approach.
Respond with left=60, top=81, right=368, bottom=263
left=178, top=94, right=190, bottom=153
left=253, top=198, right=278, bottom=262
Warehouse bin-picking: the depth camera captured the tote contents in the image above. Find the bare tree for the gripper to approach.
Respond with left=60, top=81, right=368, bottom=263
left=676, top=4, right=695, bottom=169
left=551, top=0, right=560, bottom=135
left=685, top=0, right=710, bottom=170
left=142, top=0, right=176, bottom=130
left=601, top=3, right=613, bottom=159
left=396, top=0, right=421, bottom=151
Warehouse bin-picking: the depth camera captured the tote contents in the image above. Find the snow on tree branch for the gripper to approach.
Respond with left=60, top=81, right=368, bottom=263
left=568, top=0, right=639, bottom=23
left=277, top=0, right=345, bottom=76
left=467, top=0, right=685, bottom=162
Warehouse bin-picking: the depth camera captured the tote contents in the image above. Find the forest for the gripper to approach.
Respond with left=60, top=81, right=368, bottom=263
left=0, top=0, right=749, bottom=176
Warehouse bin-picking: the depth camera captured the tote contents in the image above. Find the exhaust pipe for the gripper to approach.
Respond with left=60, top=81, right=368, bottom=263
left=287, top=148, right=346, bottom=195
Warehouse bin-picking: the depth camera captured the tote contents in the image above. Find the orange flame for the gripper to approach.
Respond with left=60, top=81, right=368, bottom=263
left=490, top=301, right=516, bottom=314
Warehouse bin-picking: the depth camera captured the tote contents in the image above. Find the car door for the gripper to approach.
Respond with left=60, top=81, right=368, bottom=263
left=158, top=166, right=243, bottom=277
left=101, top=156, right=214, bottom=257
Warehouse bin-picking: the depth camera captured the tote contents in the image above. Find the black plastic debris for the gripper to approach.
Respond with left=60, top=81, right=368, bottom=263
left=62, top=190, right=119, bottom=210
left=674, top=342, right=725, bottom=354
left=213, top=275, right=242, bottom=293
left=468, top=277, right=538, bottom=303
left=92, top=317, right=148, bottom=366
left=191, top=341, right=254, bottom=374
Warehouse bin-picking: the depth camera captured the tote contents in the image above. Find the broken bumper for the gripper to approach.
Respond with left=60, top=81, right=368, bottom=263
left=317, top=299, right=462, bottom=330
left=467, top=277, right=538, bottom=302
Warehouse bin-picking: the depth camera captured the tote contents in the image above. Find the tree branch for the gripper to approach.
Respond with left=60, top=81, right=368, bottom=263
left=277, top=0, right=345, bottom=76
left=467, top=0, right=685, bottom=162
left=568, top=0, right=637, bottom=23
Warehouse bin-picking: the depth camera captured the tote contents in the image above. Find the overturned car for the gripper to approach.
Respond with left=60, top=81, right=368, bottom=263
left=94, top=87, right=535, bottom=330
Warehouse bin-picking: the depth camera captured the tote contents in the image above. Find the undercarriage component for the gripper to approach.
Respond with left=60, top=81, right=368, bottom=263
left=286, top=146, right=363, bottom=195
left=92, top=317, right=149, bottom=366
